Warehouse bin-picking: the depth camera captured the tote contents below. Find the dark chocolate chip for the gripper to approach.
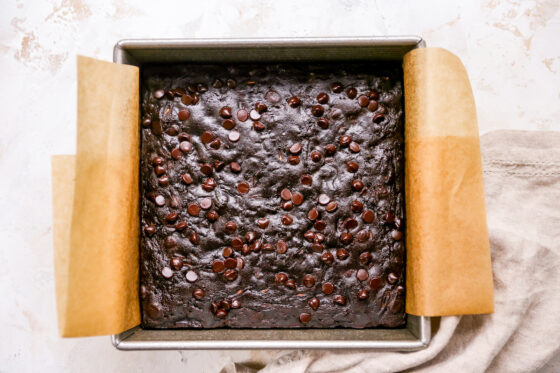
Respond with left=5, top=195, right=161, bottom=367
left=154, top=165, right=166, bottom=176
left=308, top=297, right=320, bottom=310
left=325, top=144, right=337, bottom=156
left=308, top=208, right=319, bottom=220
left=291, top=192, right=304, bottom=205
left=206, top=211, right=219, bottom=221
left=299, top=313, right=311, bottom=324
left=317, top=92, right=329, bottom=104
left=346, top=87, right=357, bottom=98
left=351, top=200, right=364, bottom=212
left=311, top=105, right=324, bottom=117
left=202, top=178, right=217, bottom=191
left=187, top=203, right=200, bottom=216
left=200, top=197, right=212, bottom=210
left=144, top=224, right=156, bottom=237
left=303, top=274, right=316, bottom=287
left=304, top=231, right=315, bottom=242
left=314, top=220, right=326, bottom=231
left=209, top=138, right=221, bottom=149
left=321, top=251, right=334, bottom=264
left=189, top=232, right=199, bottom=244
left=212, top=260, right=225, bottom=273
left=369, top=276, right=383, bottom=290
left=153, top=89, right=165, bottom=99
left=367, top=100, right=379, bottom=112
left=216, top=309, right=227, bottom=318
left=178, top=109, right=190, bottom=121
left=224, top=258, right=237, bottom=269
left=157, top=175, right=169, bottom=187
left=231, top=299, right=241, bottom=309
left=253, top=121, right=265, bottom=131
left=225, top=221, right=237, bottom=234
left=325, top=201, right=338, bottom=212
left=265, top=90, right=281, bottom=103
left=333, top=295, right=346, bottom=305
left=301, top=174, right=313, bottom=185
left=288, top=96, right=301, bottom=108
left=200, top=163, right=213, bottom=176
left=146, top=302, right=162, bottom=319
left=349, top=142, right=360, bottom=153
left=352, top=179, right=364, bottom=191
left=336, top=248, right=349, bottom=260
left=249, top=109, right=261, bottom=121
left=276, top=240, right=288, bottom=254
left=346, top=161, right=359, bottom=173
left=281, top=200, right=294, bottom=211
left=255, top=102, right=268, bottom=113
left=150, top=120, right=163, bottom=136
left=257, top=218, right=269, bottom=229
left=289, top=143, right=302, bottom=155
left=359, top=251, right=372, bottom=264
left=237, top=182, right=250, bottom=194
left=358, top=95, right=369, bottom=107
left=368, top=90, right=380, bottom=100
left=231, top=237, right=243, bottom=249
left=222, top=119, right=236, bottom=130
left=362, top=211, right=374, bottom=224
left=358, top=289, right=369, bottom=300
left=165, top=212, right=178, bottom=223
left=285, top=279, right=296, bottom=289
left=387, top=272, right=399, bottom=284
left=339, top=135, right=351, bottom=147
left=178, top=133, right=191, bottom=142
left=391, top=230, right=403, bottom=240
left=226, top=79, right=236, bottom=88
left=193, top=288, right=205, bottom=299
left=219, top=106, right=232, bottom=119
left=237, top=109, right=248, bottom=122
left=356, top=269, right=369, bottom=281
left=170, top=257, right=183, bottom=270
left=310, top=151, right=322, bottom=162
left=275, top=272, right=288, bottom=283
left=344, top=218, right=358, bottom=230
left=201, top=131, right=214, bottom=144
left=222, top=247, right=234, bottom=257
left=322, top=282, right=334, bottom=295
left=287, top=155, right=300, bottom=165
left=372, top=113, right=385, bottom=123
left=229, top=162, right=241, bottom=173
left=179, top=141, right=192, bottom=153
left=317, top=117, right=329, bottom=129
left=331, top=82, right=343, bottom=93
left=385, top=212, right=395, bottom=223
left=212, top=79, right=223, bottom=88
left=281, top=214, right=293, bottom=225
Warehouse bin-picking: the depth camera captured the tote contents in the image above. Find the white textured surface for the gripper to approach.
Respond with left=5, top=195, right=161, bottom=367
left=0, top=0, right=559, bottom=372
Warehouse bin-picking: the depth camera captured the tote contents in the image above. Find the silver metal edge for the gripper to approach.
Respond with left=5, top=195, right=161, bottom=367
left=111, top=36, right=431, bottom=351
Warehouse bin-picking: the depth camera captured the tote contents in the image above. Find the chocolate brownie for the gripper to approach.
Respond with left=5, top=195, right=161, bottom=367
left=139, top=63, right=406, bottom=328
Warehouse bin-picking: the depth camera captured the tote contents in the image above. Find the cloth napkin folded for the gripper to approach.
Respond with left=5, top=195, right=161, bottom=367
left=222, top=130, right=560, bottom=373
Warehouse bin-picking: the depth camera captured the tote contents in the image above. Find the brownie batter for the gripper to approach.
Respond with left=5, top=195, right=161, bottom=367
left=139, top=63, right=406, bottom=328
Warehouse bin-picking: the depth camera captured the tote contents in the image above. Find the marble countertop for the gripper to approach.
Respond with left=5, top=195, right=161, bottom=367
left=1, top=0, right=559, bottom=371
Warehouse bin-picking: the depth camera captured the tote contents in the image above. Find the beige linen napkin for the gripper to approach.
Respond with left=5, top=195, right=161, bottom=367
left=223, top=130, right=560, bottom=373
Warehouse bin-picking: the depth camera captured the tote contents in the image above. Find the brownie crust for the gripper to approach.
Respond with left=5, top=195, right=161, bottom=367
left=139, top=63, right=406, bottom=328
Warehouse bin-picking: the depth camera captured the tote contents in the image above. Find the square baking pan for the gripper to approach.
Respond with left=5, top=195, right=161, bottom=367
left=111, top=36, right=430, bottom=351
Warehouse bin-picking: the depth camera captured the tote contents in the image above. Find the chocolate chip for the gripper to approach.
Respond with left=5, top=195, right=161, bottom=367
left=285, top=279, right=296, bottom=289
left=222, top=119, right=236, bottom=130
left=340, top=233, right=353, bottom=245
left=168, top=257, right=183, bottom=270
left=153, top=89, right=165, bottom=99
left=212, top=260, right=225, bottom=273
left=287, top=155, right=300, bottom=165
left=291, top=192, right=304, bottom=205
left=241, top=244, right=251, bottom=255
left=317, top=117, right=329, bottom=129
left=275, top=272, right=288, bottom=283
left=339, top=135, right=351, bottom=147
left=358, top=289, right=369, bottom=300
left=281, top=200, right=294, bottom=211
left=281, top=214, right=293, bottom=225
left=356, top=269, right=369, bottom=281
left=142, top=117, right=152, bottom=127
left=351, top=180, right=365, bottom=192
left=164, top=236, right=176, bottom=248
left=369, top=276, right=383, bottom=290
left=237, top=182, right=250, bottom=194
left=304, top=231, right=315, bottom=242
left=196, top=83, right=207, bottom=93
left=166, top=126, right=179, bottom=136
left=385, top=212, right=395, bottom=223
left=299, top=313, right=311, bottom=324
left=318, top=194, right=330, bottom=205
left=181, top=94, right=194, bottom=105
left=289, top=143, right=302, bottom=155
left=372, top=113, right=385, bottom=123
left=346, top=161, right=359, bottom=173
left=265, top=90, right=281, bottom=103
left=158, top=175, right=169, bottom=187
left=154, top=195, right=165, bottom=206
left=187, top=84, right=196, bottom=93
left=310, top=151, right=322, bottom=162
left=257, top=218, right=269, bottom=229
left=359, top=251, right=372, bottom=264
left=216, top=309, right=227, bottom=318
left=178, top=133, right=191, bottom=142
left=262, top=243, right=274, bottom=252
left=325, top=144, right=337, bottom=156
left=249, top=109, right=261, bottom=121
left=222, top=247, right=234, bottom=257
left=228, top=131, right=240, bottom=142
left=170, top=148, right=182, bottom=160
left=317, top=92, right=329, bottom=104
left=212, top=79, right=223, bottom=88
left=367, top=100, right=378, bottom=112
left=154, top=166, right=166, bottom=176
left=226, top=79, right=236, bottom=88
left=344, top=217, right=359, bottom=230
left=308, top=298, right=320, bottom=310
left=161, top=266, right=173, bottom=279
left=321, top=251, right=334, bottom=264
left=336, top=248, right=349, bottom=260
left=213, top=160, right=225, bottom=172
left=231, top=299, right=241, bottom=309
left=193, top=288, right=205, bottom=299
left=397, top=285, right=405, bottom=295
left=146, top=302, right=162, bottom=319
left=368, top=90, right=380, bottom=100
left=311, top=243, right=325, bottom=252
left=314, top=220, right=326, bottom=231
left=358, top=95, right=369, bottom=107
left=322, top=282, right=334, bottom=295
left=207, top=211, right=219, bottom=221
left=224, top=258, right=237, bottom=269
left=200, top=197, right=213, bottom=210
left=349, top=142, right=360, bottom=153
left=311, top=105, right=324, bottom=117
left=189, top=232, right=199, bottom=244
left=251, top=241, right=262, bottom=252
left=209, top=138, right=221, bottom=149
left=348, top=202, right=362, bottom=214
left=255, top=102, right=268, bottom=113
left=303, top=274, right=316, bottom=287
left=177, top=109, right=190, bottom=121
left=346, top=87, right=357, bottom=98
left=151, top=120, right=163, bottom=136
left=387, top=272, right=399, bottom=284
left=200, top=163, right=213, bottom=176
left=333, top=295, right=346, bottom=305
left=201, top=132, right=214, bottom=144
left=325, top=201, right=338, bottom=212
left=202, top=178, right=217, bottom=191
left=229, top=162, right=241, bottom=173
left=301, top=174, right=313, bottom=185
left=187, top=203, right=200, bottom=216
left=244, top=231, right=256, bottom=243
left=308, top=208, right=319, bottom=220
left=235, top=109, right=246, bottom=123
left=253, top=121, right=265, bottom=131
left=219, top=106, right=232, bottom=119
left=288, top=96, right=301, bottom=108
left=314, top=233, right=325, bottom=243
left=391, top=230, right=403, bottom=240
left=331, top=82, right=343, bottom=93
left=276, top=240, right=288, bottom=254
left=144, top=224, right=156, bottom=236
left=174, top=221, right=187, bottom=231
left=165, top=212, right=178, bottom=223
left=225, top=221, right=237, bottom=234
left=178, top=141, right=192, bottom=153
left=231, top=237, right=243, bottom=249
left=224, top=269, right=237, bottom=281
left=186, top=270, right=198, bottom=282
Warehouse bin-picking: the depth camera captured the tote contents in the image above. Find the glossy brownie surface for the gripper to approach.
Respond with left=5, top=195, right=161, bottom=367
left=140, top=63, right=406, bottom=328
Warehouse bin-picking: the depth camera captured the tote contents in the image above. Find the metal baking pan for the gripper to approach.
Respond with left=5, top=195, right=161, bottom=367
left=112, top=36, right=430, bottom=351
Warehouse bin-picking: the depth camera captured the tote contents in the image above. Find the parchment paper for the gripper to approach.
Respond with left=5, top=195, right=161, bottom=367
left=52, top=48, right=493, bottom=337
left=403, top=48, right=494, bottom=316
left=52, top=56, right=140, bottom=336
